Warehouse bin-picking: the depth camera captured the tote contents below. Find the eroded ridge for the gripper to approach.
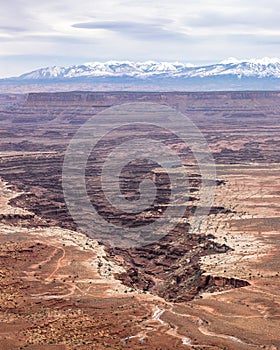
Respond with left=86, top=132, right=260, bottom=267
left=0, top=91, right=279, bottom=349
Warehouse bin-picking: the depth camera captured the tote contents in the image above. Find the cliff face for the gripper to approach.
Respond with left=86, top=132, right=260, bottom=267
left=106, top=226, right=249, bottom=302
left=26, top=90, right=280, bottom=104
left=0, top=149, right=250, bottom=301
left=1, top=91, right=271, bottom=301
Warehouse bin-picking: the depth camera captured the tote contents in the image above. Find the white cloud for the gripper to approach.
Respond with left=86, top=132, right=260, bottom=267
left=0, top=0, right=279, bottom=77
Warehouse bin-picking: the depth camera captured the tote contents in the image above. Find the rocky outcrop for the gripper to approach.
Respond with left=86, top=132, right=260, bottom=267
left=0, top=91, right=266, bottom=302
left=106, top=224, right=249, bottom=302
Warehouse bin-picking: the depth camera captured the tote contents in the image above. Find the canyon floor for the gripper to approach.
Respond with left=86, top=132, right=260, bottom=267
left=0, top=92, right=279, bottom=349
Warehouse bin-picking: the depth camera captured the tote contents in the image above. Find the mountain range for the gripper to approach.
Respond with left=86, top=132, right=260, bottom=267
left=2, top=58, right=280, bottom=91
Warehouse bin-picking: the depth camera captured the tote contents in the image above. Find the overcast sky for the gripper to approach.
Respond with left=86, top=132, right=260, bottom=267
left=0, top=0, right=279, bottom=77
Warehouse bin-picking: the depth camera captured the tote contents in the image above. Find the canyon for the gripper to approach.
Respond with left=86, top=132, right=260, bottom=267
left=0, top=91, right=279, bottom=349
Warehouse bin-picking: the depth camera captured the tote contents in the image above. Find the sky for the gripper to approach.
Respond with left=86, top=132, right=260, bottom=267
left=0, top=0, right=280, bottom=78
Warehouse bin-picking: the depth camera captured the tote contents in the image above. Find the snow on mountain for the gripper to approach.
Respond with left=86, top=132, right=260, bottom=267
left=17, top=58, right=280, bottom=81
left=220, top=57, right=280, bottom=65
left=19, top=61, right=195, bottom=80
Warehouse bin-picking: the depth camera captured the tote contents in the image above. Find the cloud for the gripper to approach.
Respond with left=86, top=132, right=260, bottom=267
left=0, top=1, right=40, bottom=33
left=184, top=8, right=280, bottom=31
left=0, top=0, right=280, bottom=77
left=0, top=25, right=27, bottom=33
left=72, top=21, right=187, bottom=41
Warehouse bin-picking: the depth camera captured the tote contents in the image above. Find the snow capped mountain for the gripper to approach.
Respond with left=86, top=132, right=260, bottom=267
left=220, top=57, right=280, bottom=65
left=2, top=58, right=280, bottom=92
left=17, top=58, right=280, bottom=81
left=18, top=61, right=195, bottom=80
